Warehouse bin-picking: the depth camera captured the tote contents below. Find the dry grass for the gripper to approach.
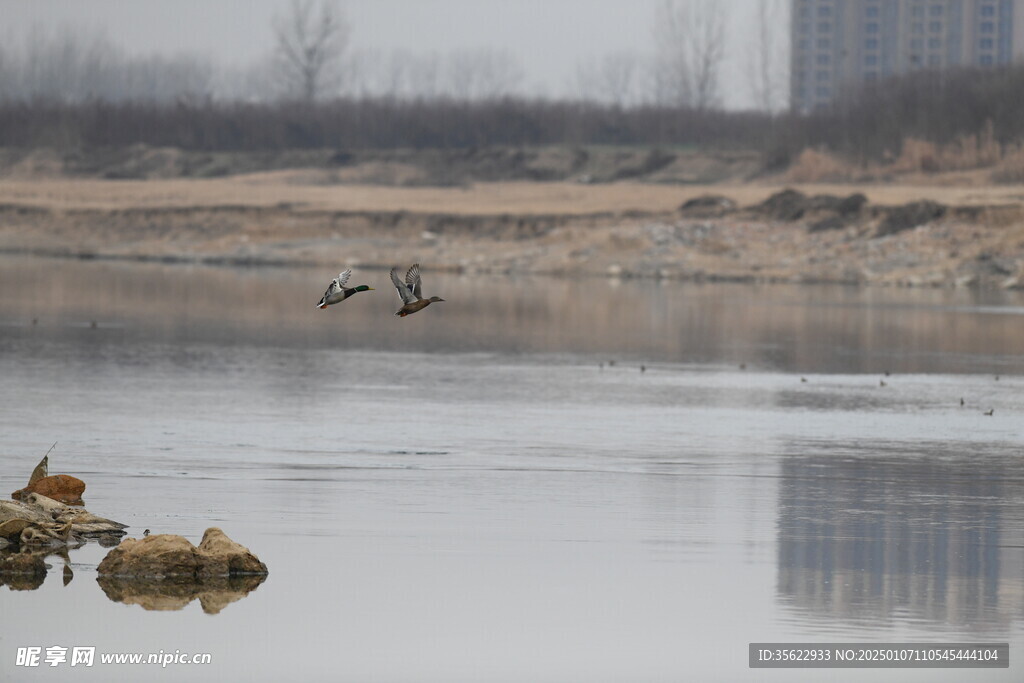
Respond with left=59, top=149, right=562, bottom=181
left=784, top=148, right=856, bottom=183
left=786, top=123, right=1018, bottom=181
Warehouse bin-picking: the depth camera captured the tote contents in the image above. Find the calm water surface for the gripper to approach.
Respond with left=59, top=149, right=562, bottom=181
left=0, top=256, right=1022, bottom=682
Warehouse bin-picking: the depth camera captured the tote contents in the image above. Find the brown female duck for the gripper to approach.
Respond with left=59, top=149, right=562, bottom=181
left=390, top=263, right=445, bottom=317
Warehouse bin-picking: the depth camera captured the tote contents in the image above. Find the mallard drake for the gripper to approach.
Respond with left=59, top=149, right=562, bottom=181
left=390, top=263, right=445, bottom=317
left=316, top=269, right=374, bottom=309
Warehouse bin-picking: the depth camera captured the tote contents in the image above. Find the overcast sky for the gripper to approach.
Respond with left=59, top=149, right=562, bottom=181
left=0, top=0, right=785, bottom=108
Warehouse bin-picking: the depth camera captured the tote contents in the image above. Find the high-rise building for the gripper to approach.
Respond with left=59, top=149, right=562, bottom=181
left=791, top=0, right=1024, bottom=111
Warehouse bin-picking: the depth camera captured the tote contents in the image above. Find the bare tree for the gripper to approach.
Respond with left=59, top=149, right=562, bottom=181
left=445, top=48, right=524, bottom=101
left=651, top=0, right=691, bottom=106
left=651, top=0, right=725, bottom=110
left=746, top=0, right=786, bottom=112
left=575, top=51, right=640, bottom=106
left=273, top=0, right=349, bottom=102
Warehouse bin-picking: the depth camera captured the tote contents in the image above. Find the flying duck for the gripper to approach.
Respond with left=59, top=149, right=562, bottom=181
left=316, top=269, right=374, bottom=309
left=390, top=263, right=445, bottom=317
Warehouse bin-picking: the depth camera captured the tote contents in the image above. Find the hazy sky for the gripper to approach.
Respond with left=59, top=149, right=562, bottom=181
left=1, top=0, right=781, bottom=108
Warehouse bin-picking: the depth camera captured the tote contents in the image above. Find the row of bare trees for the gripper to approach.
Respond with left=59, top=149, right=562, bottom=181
left=0, top=0, right=787, bottom=110
left=2, top=61, right=1020, bottom=162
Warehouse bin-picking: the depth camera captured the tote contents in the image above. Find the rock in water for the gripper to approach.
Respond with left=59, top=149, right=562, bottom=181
left=12, top=474, right=87, bottom=506
left=195, top=528, right=269, bottom=578
left=96, top=528, right=268, bottom=613
left=97, top=534, right=201, bottom=579
left=97, top=528, right=268, bottom=579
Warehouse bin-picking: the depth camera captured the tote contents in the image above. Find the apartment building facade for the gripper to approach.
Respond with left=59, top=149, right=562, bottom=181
left=791, top=0, right=1024, bottom=110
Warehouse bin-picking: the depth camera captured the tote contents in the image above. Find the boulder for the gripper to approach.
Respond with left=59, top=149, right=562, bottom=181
left=11, top=452, right=87, bottom=505
left=875, top=200, right=946, bottom=236
left=18, top=492, right=127, bottom=536
left=195, top=528, right=269, bottom=578
left=0, top=494, right=126, bottom=545
left=98, top=528, right=267, bottom=580
left=12, top=474, right=86, bottom=505
left=678, top=194, right=738, bottom=218
left=0, top=499, right=72, bottom=546
left=98, top=534, right=201, bottom=579
left=756, top=189, right=809, bottom=221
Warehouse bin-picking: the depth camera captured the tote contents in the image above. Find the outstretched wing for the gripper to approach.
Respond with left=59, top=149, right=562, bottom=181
left=405, top=263, right=423, bottom=299
left=316, top=278, right=342, bottom=307
left=391, top=266, right=417, bottom=304
left=315, top=269, right=352, bottom=307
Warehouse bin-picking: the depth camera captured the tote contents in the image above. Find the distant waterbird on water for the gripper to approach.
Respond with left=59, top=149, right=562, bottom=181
left=316, top=269, right=374, bottom=309
left=390, top=263, right=445, bottom=317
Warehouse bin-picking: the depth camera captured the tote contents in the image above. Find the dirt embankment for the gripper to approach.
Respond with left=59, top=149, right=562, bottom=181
left=0, top=145, right=762, bottom=186
left=1, top=175, right=1022, bottom=289
left=1, top=143, right=1023, bottom=289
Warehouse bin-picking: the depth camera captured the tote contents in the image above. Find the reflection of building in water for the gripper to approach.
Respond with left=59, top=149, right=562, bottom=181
left=776, top=447, right=1024, bottom=630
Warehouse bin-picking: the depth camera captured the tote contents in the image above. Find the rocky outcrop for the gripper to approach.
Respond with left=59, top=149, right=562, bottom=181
left=874, top=200, right=947, bottom=236
left=0, top=494, right=126, bottom=547
left=97, top=528, right=267, bottom=579
left=96, top=528, right=268, bottom=613
left=12, top=474, right=86, bottom=505
left=678, top=195, right=738, bottom=218
left=11, top=452, right=87, bottom=505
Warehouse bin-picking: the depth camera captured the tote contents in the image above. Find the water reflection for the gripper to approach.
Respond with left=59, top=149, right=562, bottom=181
left=0, top=546, right=68, bottom=591
left=1, top=255, right=1024, bottom=374
left=97, top=574, right=267, bottom=614
left=776, top=443, right=1024, bottom=634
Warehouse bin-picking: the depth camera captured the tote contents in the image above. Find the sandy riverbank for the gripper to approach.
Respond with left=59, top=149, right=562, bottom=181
left=1, top=174, right=1023, bottom=287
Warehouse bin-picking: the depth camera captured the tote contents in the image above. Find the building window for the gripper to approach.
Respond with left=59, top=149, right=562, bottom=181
left=817, top=38, right=831, bottom=48
left=910, top=53, right=922, bottom=64
left=980, top=38, right=993, bottom=49
left=928, top=54, right=942, bottom=65
left=866, top=22, right=880, bottom=33
left=866, top=6, right=879, bottom=18
left=816, top=70, right=830, bottom=82
left=980, top=5, right=995, bottom=17
left=980, top=54, right=994, bottom=65
left=912, top=22, right=924, bottom=33
left=865, top=38, right=879, bottom=49
left=981, top=21, right=995, bottom=32
left=911, top=38, right=923, bottom=49
left=929, top=21, right=942, bottom=32
left=912, top=5, right=925, bottom=18
left=815, top=86, right=831, bottom=97
left=818, top=5, right=832, bottom=17
left=818, top=21, right=832, bottom=32
left=865, top=72, right=878, bottom=81
left=816, top=54, right=831, bottom=65
left=930, top=4, right=943, bottom=15
left=929, top=38, right=942, bottom=48
left=865, top=55, right=879, bottom=66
